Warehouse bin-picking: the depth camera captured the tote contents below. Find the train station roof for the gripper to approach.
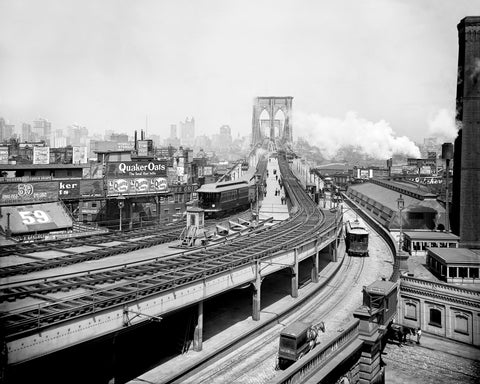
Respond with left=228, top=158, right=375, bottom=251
left=404, top=231, right=460, bottom=241
left=428, top=248, right=480, bottom=266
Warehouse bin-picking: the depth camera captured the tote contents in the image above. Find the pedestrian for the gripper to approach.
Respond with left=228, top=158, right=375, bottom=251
left=416, top=328, right=422, bottom=344
left=398, top=328, right=403, bottom=347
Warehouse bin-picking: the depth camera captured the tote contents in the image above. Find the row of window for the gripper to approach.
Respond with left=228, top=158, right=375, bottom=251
left=404, top=301, right=471, bottom=335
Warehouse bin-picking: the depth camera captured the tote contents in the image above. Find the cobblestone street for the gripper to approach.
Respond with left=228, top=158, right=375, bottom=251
left=383, top=339, right=480, bottom=383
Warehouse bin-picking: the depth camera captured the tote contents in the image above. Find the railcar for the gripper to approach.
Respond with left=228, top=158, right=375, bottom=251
left=197, top=179, right=255, bottom=218
left=345, top=218, right=369, bottom=256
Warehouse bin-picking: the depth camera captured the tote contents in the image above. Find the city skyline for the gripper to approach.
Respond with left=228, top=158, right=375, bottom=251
left=0, top=1, right=478, bottom=157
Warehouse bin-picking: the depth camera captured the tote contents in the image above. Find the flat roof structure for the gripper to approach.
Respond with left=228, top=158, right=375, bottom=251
left=428, top=248, right=480, bottom=265
left=364, top=280, right=397, bottom=295
left=404, top=231, right=460, bottom=241
left=346, top=181, right=446, bottom=231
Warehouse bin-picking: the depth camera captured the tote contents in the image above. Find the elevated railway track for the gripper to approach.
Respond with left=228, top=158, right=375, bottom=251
left=1, top=150, right=336, bottom=361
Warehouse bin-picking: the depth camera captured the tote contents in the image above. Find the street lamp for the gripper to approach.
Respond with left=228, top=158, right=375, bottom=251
left=397, top=194, right=405, bottom=252
left=117, top=195, right=125, bottom=231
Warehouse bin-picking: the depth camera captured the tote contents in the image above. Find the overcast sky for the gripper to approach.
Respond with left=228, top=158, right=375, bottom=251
left=0, top=0, right=477, bottom=153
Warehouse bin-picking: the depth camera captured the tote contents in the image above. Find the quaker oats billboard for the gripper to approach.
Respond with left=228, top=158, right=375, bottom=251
left=106, top=161, right=168, bottom=196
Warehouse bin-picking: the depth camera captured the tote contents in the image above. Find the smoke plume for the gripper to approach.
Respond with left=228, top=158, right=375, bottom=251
left=427, top=108, right=458, bottom=142
left=294, top=111, right=421, bottom=160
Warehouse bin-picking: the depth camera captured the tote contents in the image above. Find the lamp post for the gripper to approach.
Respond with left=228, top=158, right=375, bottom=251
left=397, top=194, right=405, bottom=252
left=117, top=195, right=125, bottom=231
left=255, top=173, right=260, bottom=220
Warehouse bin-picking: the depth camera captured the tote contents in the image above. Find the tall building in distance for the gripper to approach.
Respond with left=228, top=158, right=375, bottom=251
left=32, top=118, right=52, bottom=145
left=179, top=117, right=195, bottom=147
left=170, top=124, right=177, bottom=140
left=22, top=123, right=32, bottom=142
left=0, top=118, right=14, bottom=142
left=455, top=16, right=480, bottom=248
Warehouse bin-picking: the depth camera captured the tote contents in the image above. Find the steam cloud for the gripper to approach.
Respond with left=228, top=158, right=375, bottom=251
left=427, top=108, right=458, bottom=142
left=294, top=111, right=421, bottom=160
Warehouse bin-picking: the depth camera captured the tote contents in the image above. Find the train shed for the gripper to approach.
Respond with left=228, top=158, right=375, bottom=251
left=426, top=248, right=480, bottom=285
left=403, top=231, right=459, bottom=256
left=346, top=179, right=446, bottom=231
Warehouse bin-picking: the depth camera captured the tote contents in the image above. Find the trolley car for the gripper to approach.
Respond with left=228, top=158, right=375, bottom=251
left=197, top=178, right=255, bottom=218
left=345, top=218, right=369, bottom=256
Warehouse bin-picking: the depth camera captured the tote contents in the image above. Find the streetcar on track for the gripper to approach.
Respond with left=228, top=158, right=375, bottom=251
left=345, top=218, right=369, bottom=256
left=197, top=177, right=256, bottom=218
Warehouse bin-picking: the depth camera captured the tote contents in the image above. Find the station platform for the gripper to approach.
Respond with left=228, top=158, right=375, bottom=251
left=258, top=157, right=289, bottom=221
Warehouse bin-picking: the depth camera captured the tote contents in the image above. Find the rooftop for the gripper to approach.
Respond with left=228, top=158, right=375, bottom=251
left=428, top=248, right=480, bottom=265
left=404, top=231, right=460, bottom=241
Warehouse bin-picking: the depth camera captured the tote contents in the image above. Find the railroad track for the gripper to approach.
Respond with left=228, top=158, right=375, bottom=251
left=0, top=152, right=332, bottom=342
left=166, top=243, right=368, bottom=384
left=0, top=211, right=255, bottom=279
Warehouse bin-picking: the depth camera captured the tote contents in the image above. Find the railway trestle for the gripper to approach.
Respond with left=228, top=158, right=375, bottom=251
left=5, top=222, right=340, bottom=365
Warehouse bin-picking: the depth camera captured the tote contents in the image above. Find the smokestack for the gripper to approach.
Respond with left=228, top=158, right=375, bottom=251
left=141, top=129, right=144, bottom=140
left=456, top=17, right=480, bottom=248
left=134, top=130, right=137, bottom=151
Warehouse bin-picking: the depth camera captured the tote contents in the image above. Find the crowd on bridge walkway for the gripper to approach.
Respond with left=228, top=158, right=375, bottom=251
left=258, top=157, right=289, bottom=220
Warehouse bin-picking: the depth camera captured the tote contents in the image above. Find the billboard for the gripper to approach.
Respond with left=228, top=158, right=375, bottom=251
left=0, top=147, right=8, bottom=164
left=106, top=160, right=168, bottom=196
left=405, top=176, right=443, bottom=185
left=137, top=140, right=150, bottom=157
left=80, top=179, right=104, bottom=198
left=73, top=146, right=87, bottom=164
left=107, top=177, right=168, bottom=196
left=33, top=147, right=50, bottom=164
left=203, top=166, right=213, bottom=176
left=106, top=161, right=167, bottom=178
left=58, top=180, right=80, bottom=199
left=0, top=181, right=58, bottom=205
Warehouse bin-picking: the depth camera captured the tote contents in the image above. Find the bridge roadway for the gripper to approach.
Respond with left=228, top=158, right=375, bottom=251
left=1, top=155, right=341, bottom=368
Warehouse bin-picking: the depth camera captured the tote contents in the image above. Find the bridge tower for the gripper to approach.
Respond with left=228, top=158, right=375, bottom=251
left=251, top=96, right=293, bottom=145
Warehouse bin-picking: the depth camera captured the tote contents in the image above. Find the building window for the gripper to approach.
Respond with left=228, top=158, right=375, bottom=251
left=429, top=308, right=442, bottom=327
left=449, top=267, right=457, bottom=278
left=470, top=268, right=479, bottom=279
left=405, top=302, right=417, bottom=320
left=459, top=267, right=468, bottom=278
left=454, top=314, right=469, bottom=335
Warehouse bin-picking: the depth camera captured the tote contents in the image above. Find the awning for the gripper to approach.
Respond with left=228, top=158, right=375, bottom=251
left=0, top=202, right=73, bottom=235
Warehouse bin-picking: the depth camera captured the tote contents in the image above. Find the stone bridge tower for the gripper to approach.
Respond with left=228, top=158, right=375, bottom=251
left=251, top=96, right=293, bottom=145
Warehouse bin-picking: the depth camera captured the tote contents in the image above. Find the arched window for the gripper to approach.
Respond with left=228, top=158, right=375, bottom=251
left=454, top=313, right=469, bottom=335
left=429, top=308, right=442, bottom=327
left=405, top=302, right=417, bottom=320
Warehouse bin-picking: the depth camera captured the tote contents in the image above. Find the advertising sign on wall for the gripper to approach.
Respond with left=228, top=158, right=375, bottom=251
left=73, top=147, right=87, bottom=164
left=137, top=140, right=149, bottom=157
left=106, top=160, right=168, bottom=196
left=107, top=177, right=168, bottom=196
left=0, top=147, right=8, bottom=164
left=33, top=147, right=50, bottom=165
left=0, top=181, right=58, bottom=205
left=80, top=179, right=104, bottom=198
left=106, top=161, right=167, bottom=178
left=203, top=166, right=213, bottom=176
left=58, top=180, right=80, bottom=199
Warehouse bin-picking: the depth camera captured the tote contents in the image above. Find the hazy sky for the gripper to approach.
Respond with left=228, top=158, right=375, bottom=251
left=0, top=0, right=477, bottom=153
